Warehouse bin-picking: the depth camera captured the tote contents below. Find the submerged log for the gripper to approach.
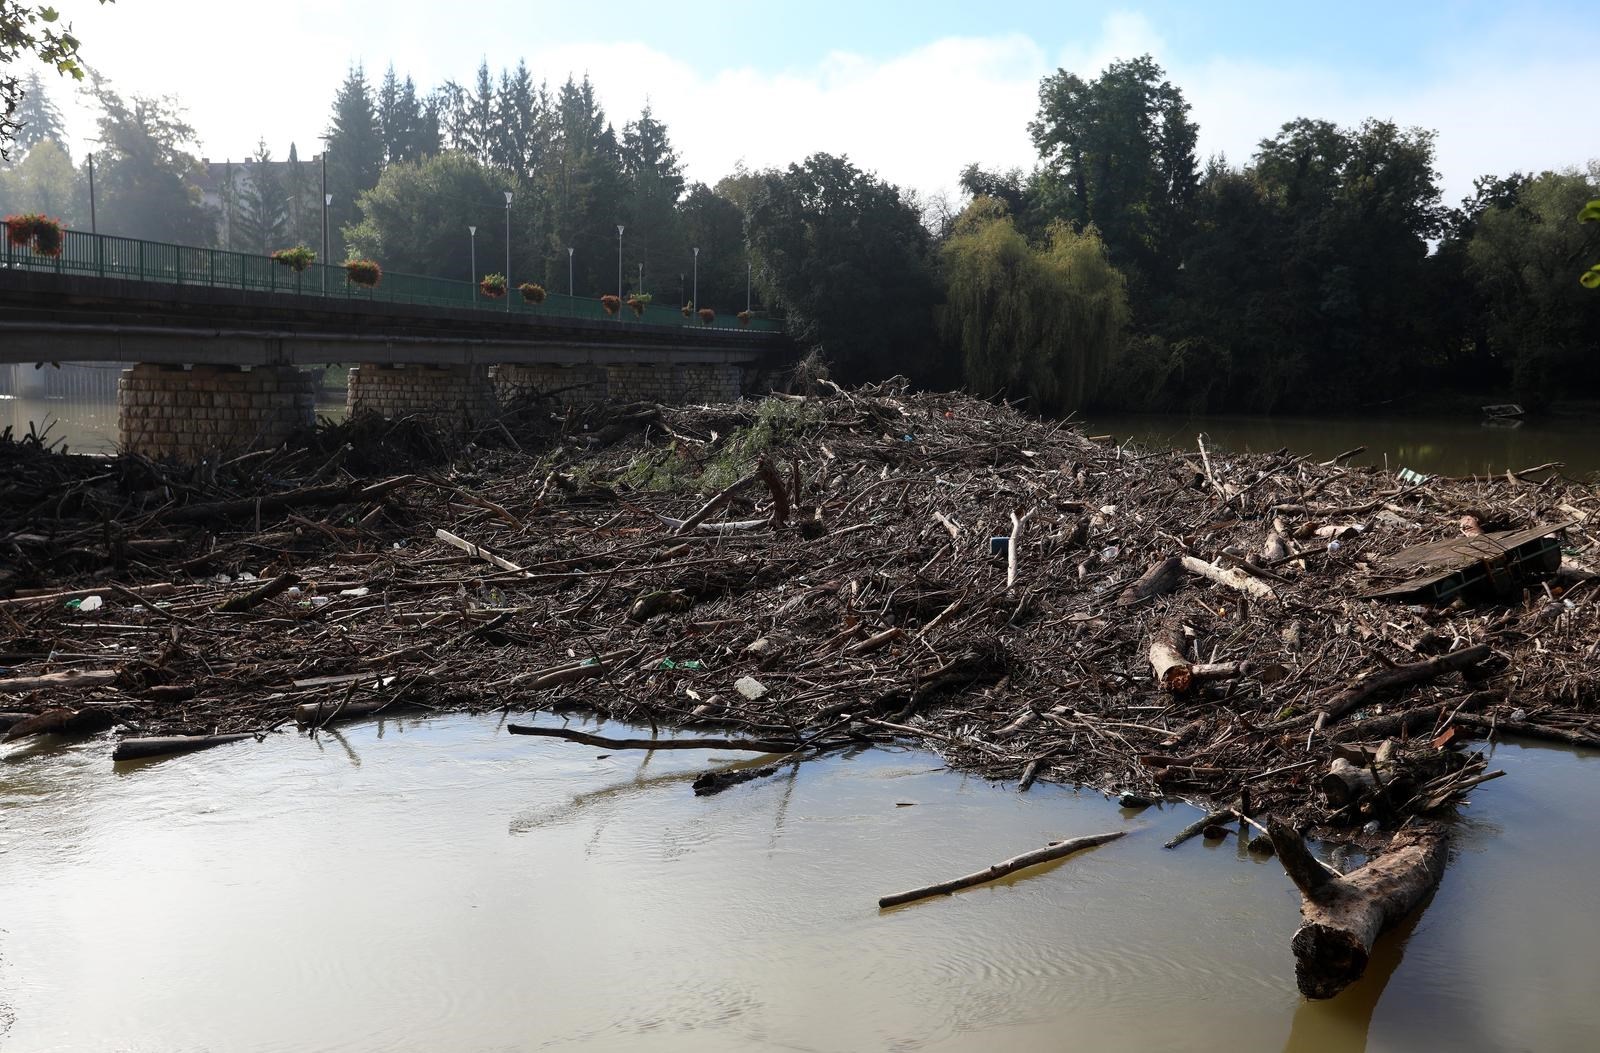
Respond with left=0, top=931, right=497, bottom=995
left=112, top=733, right=256, bottom=762
left=878, top=830, right=1126, bottom=908
left=1268, top=820, right=1448, bottom=999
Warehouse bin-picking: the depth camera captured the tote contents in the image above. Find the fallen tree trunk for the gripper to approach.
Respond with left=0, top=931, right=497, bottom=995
left=1181, top=555, right=1278, bottom=603
left=1315, top=645, right=1492, bottom=731
left=507, top=724, right=803, bottom=754
left=1449, top=712, right=1600, bottom=749
left=112, top=733, right=257, bottom=762
left=0, top=668, right=119, bottom=695
left=1148, top=630, right=1192, bottom=693
left=878, top=830, right=1126, bottom=908
left=1268, top=819, right=1448, bottom=999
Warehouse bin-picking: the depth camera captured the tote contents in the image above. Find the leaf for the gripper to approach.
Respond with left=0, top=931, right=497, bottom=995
left=1581, top=267, right=1600, bottom=290
left=1580, top=200, right=1600, bottom=224
left=40, top=7, right=60, bottom=21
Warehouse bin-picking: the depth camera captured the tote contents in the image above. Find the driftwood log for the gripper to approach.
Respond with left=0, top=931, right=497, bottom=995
left=112, top=733, right=257, bottom=762
left=1118, top=556, right=1184, bottom=605
left=508, top=723, right=803, bottom=754
left=878, top=830, right=1126, bottom=908
left=1315, top=645, right=1492, bottom=730
left=1269, top=819, right=1448, bottom=998
left=1148, top=630, right=1192, bottom=692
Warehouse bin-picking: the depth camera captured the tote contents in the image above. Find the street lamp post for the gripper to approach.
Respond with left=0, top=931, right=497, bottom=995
left=567, top=247, right=574, bottom=299
left=616, top=225, right=625, bottom=316
left=692, top=247, right=699, bottom=314
left=746, top=255, right=751, bottom=313
left=638, top=262, right=643, bottom=297
left=468, top=225, right=477, bottom=302
left=320, top=147, right=329, bottom=294
left=503, top=191, right=513, bottom=313
left=87, top=152, right=97, bottom=235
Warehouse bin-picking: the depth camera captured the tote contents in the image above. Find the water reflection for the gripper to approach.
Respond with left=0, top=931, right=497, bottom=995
left=0, top=717, right=1595, bottom=1052
left=1090, top=412, right=1600, bottom=478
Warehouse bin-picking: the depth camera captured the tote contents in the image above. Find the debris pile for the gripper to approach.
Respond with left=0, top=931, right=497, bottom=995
left=4, top=386, right=1597, bottom=995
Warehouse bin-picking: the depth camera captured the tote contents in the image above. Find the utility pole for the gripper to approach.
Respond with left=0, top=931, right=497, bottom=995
left=469, top=226, right=477, bottom=301
left=692, top=246, right=699, bottom=313
left=568, top=246, right=574, bottom=298
left=503, top=191, right=513, bottom=312
left=616, top=225, right=625, bottom=316
left=320, top=148, right=329, bottom=295
left=87, top=152, right=97, bottom=235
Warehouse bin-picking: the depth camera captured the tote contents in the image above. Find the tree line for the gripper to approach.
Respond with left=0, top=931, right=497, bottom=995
left=2, top=54, right=1596, bottom=411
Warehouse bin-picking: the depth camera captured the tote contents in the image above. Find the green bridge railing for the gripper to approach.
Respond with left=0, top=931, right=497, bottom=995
left=1, top=221, right=781, bottom=334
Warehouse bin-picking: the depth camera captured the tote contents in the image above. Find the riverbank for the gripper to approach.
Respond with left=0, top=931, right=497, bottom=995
left=3, top=385, right=1598, bottom=995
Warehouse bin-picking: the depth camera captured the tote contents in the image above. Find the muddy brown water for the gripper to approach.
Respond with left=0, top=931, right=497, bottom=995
left=1088, top=412, right=1600, bottom=479
left=1, top=714, right=1596, bottom=1052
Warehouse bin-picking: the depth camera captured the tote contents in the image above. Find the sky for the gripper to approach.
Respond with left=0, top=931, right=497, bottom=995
left=34, top=0, right=1599, bottom=208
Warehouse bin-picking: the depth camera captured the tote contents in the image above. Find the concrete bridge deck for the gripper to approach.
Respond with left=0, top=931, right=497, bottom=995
left=0, top=269, right=787, bottom=368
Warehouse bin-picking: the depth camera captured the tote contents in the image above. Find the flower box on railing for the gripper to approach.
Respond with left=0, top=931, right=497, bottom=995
left=344, top=258, right=383, bottom=288
left=698, top=308, right=716, bottom=325
left=480, top=273, right=507, bottom=298
left=600, top=294, right=621, bottom=316
left=5, top=213, right=63, bottom=257
left=271, top=246, right=317, bottom=273
left=737, top=310, right=752, bottom=328
left=519, top=282, right=547, bottom=304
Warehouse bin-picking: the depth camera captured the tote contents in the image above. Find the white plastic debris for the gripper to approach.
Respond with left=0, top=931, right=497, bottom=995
left=339, top=587, right=371, bottom=598
left=734, top=676, right=768, bottom=701
left=78, top=595, right=104, bottom=612
left=1510, top=708, right=1527, bottom=722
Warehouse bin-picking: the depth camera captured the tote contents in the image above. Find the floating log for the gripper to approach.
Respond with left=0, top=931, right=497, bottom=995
left=1, top=706, right=116, bottom=742
left=878, top=830, right=1126, bottom=908
left=1449, top=712, right=1600, bottom=750
left=508, top=724, right=803, bottom=754
left=293, top=697, right=421, bottom=726
left=112, top=733, right=257, bottom=762
left=1269, top=820, right=1448, bottom=999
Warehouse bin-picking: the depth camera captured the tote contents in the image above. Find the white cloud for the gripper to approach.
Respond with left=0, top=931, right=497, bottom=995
left=42, top=1, right=1596, bottom=212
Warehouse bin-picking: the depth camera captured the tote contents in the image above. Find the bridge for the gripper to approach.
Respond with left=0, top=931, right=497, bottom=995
left=1, top=221, right=790, bottom=460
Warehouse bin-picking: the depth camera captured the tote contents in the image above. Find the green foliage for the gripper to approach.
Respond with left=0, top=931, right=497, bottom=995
left=0, top=136, right=81, bottom=224
left=1582, top=198, right=1600, bottom=288
left=940, top=199, right=1129, bottom=414
left=748, top=152, right=941, bottom=385
left=1468, top=171, right=1600, bottom=399
left=236, top=139, right=288, bottom=254
left=622, top=399, right=824, bottom=493
left=1027, top=55, right=1198, bottom=286
left=87, top=78, right=214, bottom=244
left=479, top=272, right=506, bottom=297
left=325, top=65, right=385, bottom=260
left=343, top=151, right=515, bottom=278
left=1, top=1, right=112, bottom=159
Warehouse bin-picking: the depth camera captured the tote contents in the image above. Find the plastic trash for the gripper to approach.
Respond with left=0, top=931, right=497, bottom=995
left=310, top=596, right=330, bottom=607
left=1099, top=545, right=1120, bottom=563
left=990, top=536, right=1010, bottom=556
left=735, top=676, right=768, bottom=701
left=1510, top=708, right=1527, bottom=722
left=338, top=587, right=370, bottom=598
left=78, top=595, right=104, bottom=612
left=1362, top=820, right=1381, bottom=835
left=64, top=598, right=82, bottom=610
left=1327, top=540, right=1342, bottom=554
left=659, top=658, right=704, bottom=671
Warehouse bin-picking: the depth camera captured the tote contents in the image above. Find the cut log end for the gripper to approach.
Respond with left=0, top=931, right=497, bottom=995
left=1291, top=922, right=1373, bottom=1000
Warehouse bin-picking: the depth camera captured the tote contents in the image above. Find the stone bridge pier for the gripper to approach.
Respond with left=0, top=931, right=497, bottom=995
left=114, top=359, right=759, bottom=462
left=117, top=363, right=315, bottom=462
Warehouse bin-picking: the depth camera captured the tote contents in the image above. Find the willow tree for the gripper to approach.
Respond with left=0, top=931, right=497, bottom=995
left=941, top=198, right=1129, bottom=415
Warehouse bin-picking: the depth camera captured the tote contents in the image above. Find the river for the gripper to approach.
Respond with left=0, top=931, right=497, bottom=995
left=1, top=714, right=1596, bottom=1052
left=7, top=365, right=1600, bottom=479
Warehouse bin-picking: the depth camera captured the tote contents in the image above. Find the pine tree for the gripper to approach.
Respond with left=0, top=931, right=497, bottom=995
left=377, top=65, right=402, bottom=164
left=398, top=75, right=438, bottom=161
left=465, top=60, right=496, bottom=164
left=11, top=71, right=66, bottom=153
left=621, top=103, right=685, bottom=296
left=237, top=139, right=288, bottom=254
left=325, top=65, right=383, bottom=259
